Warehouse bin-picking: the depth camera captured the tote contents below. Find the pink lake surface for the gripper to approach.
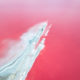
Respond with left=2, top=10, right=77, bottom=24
left=0, top=0, right=80, bottom=80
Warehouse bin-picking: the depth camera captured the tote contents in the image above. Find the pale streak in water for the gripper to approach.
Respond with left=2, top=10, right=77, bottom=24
left=0, top=22, right=51, bottom=80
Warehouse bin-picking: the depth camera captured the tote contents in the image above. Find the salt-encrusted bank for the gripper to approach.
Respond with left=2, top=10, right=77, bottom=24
left=0, top=22, right=51, bottom=80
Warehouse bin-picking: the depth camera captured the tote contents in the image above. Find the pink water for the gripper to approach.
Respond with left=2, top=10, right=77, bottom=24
left=0, top=0, right=80, bottom=80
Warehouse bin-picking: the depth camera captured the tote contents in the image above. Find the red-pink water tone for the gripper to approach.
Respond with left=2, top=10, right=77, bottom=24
left=0, top=0, right=80, bottom=80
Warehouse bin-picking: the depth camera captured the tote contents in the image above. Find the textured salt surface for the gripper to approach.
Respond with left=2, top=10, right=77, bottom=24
left=0, top=22, right=51, bottom=80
